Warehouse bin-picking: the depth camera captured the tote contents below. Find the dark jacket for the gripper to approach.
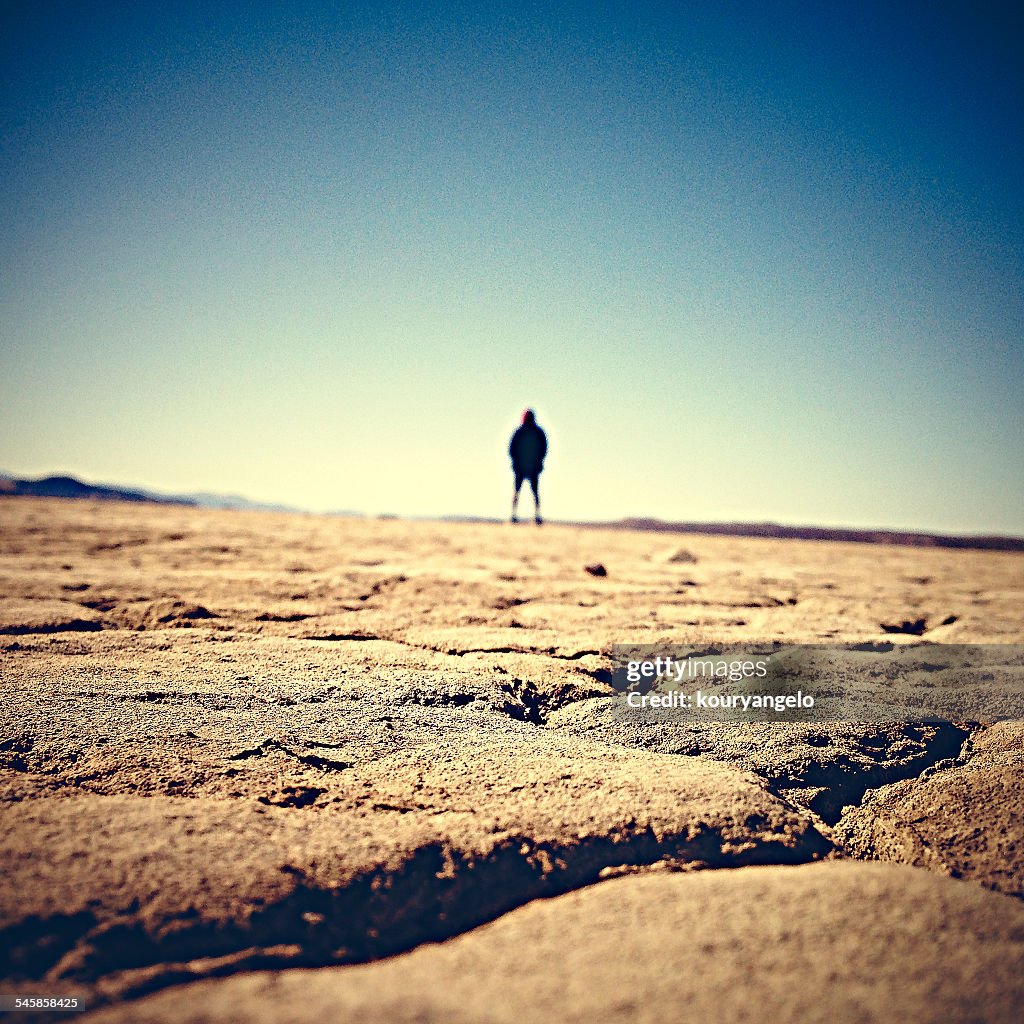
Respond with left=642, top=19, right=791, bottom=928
left=509, top=414, right=547, bottom=476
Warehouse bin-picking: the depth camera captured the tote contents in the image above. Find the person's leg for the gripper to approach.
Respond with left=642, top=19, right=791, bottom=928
left=529, top=475, right=542, bottom=524
left=512, top=473, right=523, bottom=523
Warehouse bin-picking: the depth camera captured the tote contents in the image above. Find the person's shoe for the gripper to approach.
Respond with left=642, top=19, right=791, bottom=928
left=535, top=515, right=543, bottom=525
left=511, top=515, right=519, bottom=524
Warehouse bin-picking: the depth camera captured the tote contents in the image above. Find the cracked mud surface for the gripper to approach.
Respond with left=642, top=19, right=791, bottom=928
left=85, top=863, right=1024, bottom=1024
left=835, top=720, right=1024, bottom=897
left=1, top=497, right=1022, bottom=1022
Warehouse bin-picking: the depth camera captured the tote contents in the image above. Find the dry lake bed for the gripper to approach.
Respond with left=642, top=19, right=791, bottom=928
left=1, top=497, right=1023, bottom=1023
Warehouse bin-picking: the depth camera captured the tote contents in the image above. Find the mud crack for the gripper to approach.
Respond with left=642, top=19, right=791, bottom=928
left=767, top=722, right=975, bottom=825
left=228, top=739, right=352, bottom=773
left=14, top=822, right=829, bottom=1009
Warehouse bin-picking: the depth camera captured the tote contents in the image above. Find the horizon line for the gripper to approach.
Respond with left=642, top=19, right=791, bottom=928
left=2, top=471, right=1023, bottom=552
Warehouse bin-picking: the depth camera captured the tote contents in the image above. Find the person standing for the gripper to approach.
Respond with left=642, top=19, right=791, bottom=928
left=509, top=409, right=547, bottom=524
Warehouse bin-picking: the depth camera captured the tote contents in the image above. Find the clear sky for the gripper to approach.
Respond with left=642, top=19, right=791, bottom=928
left=2, top=1, right=1022, bottom=533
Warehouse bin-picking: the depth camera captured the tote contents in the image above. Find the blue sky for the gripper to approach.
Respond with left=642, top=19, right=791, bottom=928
left=2, top=1, right=1022, bottom=532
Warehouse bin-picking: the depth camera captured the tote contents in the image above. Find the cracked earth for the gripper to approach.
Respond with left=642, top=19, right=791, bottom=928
left=1, top=498, right=1022, bottom=1023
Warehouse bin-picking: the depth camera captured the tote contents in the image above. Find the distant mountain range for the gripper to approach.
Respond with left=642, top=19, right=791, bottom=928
left=599, top=517, right=1024, bottom=553
left=0, top=473, right=302, bottom=513
left=2, top=473, right=1022, bottom=552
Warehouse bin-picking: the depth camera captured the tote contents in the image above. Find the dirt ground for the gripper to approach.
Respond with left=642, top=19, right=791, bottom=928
left=1, top=497, right=1022, bottom=1023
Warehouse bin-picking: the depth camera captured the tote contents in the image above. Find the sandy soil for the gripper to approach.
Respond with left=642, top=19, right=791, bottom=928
left=1, top=497, right=1022, bottom=1022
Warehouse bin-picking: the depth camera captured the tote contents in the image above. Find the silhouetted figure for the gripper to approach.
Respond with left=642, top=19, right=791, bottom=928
left=509, top=409, right=547, bottom=524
